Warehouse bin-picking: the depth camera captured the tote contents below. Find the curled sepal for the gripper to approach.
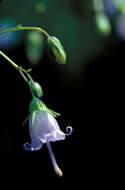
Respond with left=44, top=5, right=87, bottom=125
left=29, top=97, right=60, bottom=117
left=65, top=126, right=73, bottom=136
left=47, top=36, right=66, bottom=64
left=23, top=142, right=42, bottom=151
left=29, top=97, right=45, bottom=112
left=29, top=81, right=43, bottom=97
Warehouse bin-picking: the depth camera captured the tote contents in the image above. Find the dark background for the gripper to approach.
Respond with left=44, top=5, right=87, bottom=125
left=0, top=38, right=119, bottom=187
left=0, top=0, right=120, bottom=188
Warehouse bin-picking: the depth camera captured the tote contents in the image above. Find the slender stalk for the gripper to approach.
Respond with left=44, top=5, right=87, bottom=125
left=0, top=26, right=50, bottom=38
left=0, top=50, right=30, bottom=84
left=0, top=25, right=49, bottom=95
left=47, top=142, right=63, bottom=177
left=0, top=50, right=18, bottom=70
left=19, top=70, right=28, bottom=84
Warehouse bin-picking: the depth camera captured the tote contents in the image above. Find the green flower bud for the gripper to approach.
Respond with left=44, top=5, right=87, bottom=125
left=29, top=81, right=43, bottom=97
left=95, top=13, right=111, bottom=35
left=47, top=36, right=66, bottom=64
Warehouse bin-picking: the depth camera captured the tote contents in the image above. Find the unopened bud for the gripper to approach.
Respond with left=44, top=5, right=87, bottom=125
left=47, top=36, right=66, bottom=64
left=29, top=81, right=43, bottom=97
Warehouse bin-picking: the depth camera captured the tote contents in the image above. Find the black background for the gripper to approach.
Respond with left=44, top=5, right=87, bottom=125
left=0, top=36, right=120, bottom=187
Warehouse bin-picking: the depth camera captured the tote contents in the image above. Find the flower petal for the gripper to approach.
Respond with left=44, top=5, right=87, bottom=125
left=23, top=140, right=43, bottom=151
left=29, top=111, right=65, bottom=143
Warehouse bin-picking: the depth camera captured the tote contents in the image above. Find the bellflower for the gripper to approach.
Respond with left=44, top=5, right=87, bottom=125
left=23, top=97, right=73, bottom=177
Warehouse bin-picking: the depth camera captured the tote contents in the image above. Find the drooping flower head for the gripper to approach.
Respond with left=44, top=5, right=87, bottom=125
left=23, top=96, right=73, bottom=177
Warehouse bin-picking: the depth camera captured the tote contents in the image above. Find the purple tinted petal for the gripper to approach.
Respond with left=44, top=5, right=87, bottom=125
left=23, top=143, right=31, bottom=151
left=47, top=113, right=65, bottom=135
left=29, top=111, right=65, bottom=143
left=40, top=132, right=56, bottom=143
left=23, top=141, right=43, bottom=151
left=30, top=137, right=43, bottom=150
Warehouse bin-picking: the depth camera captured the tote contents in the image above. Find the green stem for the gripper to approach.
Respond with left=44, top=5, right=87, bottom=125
left=0, top=26, right=50, bottom=38
left=0, top=50, right=18, bottom=70
left=0, top=50, right=31, bottom=84
left=19, top=70, right=35, bottom=98
left=19, top=70, right=28, bottom=84
left=0, top=25, right=48, bottom=97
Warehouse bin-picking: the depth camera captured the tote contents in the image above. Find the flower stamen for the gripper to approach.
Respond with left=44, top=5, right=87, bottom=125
left=47, top=142, right=63, bottom=177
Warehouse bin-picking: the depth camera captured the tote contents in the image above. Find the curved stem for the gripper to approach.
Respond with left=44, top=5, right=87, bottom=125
left=0, top=50, right=30, bottom=84
left=19, top=69, right=35, bottom=97
left=19, top=70, right=28, bottom=84
left=0, top=50, right=18, bottom=70
left=25, top=72, right=34, bottom=82
left=0, top=26, right=50, bottom=38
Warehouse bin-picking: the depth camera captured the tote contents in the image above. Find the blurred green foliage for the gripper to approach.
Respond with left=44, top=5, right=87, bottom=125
left=0, top=0, right=113, bottom=76
left=25, top=31, right=45, bottom=65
